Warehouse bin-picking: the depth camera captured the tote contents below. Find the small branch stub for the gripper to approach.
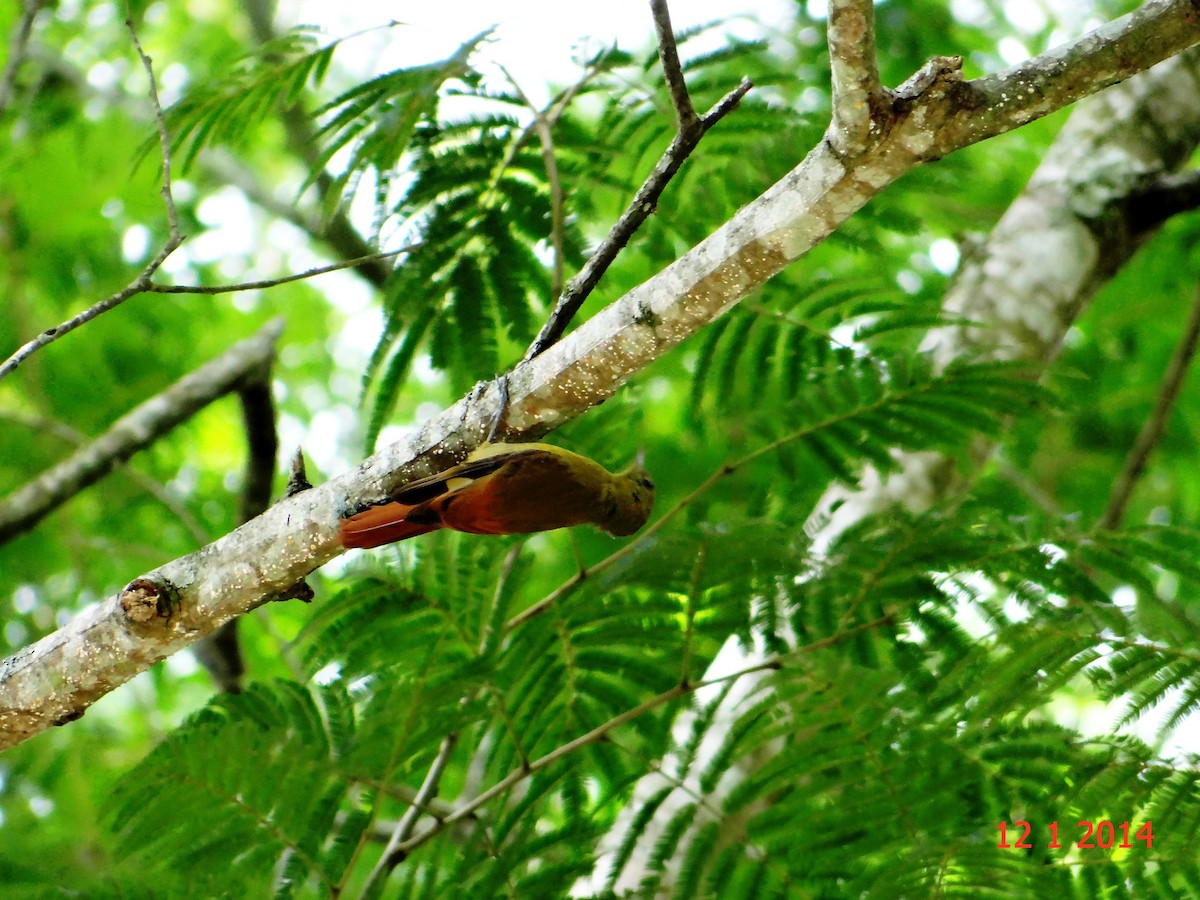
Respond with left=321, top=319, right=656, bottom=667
left=119, top=576, right=180, bottom=626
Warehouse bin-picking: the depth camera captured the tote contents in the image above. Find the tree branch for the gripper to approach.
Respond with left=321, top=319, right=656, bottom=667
left=0, top=410, right=209, bottom=546
left=0, top=18, right=184, bottom=383
left=937, top=0, right=1200, bottom=153
left=650, top=0, right=699, bottom=131
left=369, top=733, right=460, bottom=884
left=0, top=320, right=284, bottom=545
left=236, top=377, right=279, bottom=526
left=827, top=0, right=883, bottom=155
left=146, top=246, right=417, bottom=295
left=2, top=0, right=1198, bottom=753
left=1101, top=282, right=1200, bottom=530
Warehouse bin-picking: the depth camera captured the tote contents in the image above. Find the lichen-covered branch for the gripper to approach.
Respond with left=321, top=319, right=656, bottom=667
left=0, top=321, right=284, bottom=545
left=827, top=0, right=883, bottom=155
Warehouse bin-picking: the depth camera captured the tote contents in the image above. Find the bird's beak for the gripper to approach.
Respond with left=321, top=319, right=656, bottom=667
left=635, top=446, right=646, bottom=468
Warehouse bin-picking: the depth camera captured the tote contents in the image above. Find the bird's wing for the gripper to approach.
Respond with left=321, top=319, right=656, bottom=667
left=390, top=446, right=559, bottom=504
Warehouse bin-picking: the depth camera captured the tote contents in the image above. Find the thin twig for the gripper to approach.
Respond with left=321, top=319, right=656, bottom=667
left=650, top=0, right=698, bottom=131
left=0, top=263, right=166, bottom=382
left=523, top=58, right=751, bottom=359
left=826, top=0, right=883, bottom=154
left=0, top=18, right=185, bottom=384
left=1101, top=283, right=1200, bottom=529
left=501, top=67, right=567, bottom=300
left=391, top=617, right=892, bottom=858
left=0, top=0, right=43, bottom=115
left=127, top=16, right=180, bottom=241
left=147, top=246, right=417, bottom=294
left=371, top=733, right=461, bottom=879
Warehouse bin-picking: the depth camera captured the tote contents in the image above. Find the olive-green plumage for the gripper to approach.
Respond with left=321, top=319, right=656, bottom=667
left=339, top=442, right=655, bottom=549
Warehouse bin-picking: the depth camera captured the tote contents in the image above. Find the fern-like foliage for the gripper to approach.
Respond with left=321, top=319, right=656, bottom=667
left=98, top=15, right=1200, bottom=900
left=358, top=106, right=565, bottom=449
left=107, top=681, right=361, bottom=897
left=302, top=31, right=491, bottom=216
left=105, top=509, right=1200, bottom=896
left=105, top=334, right=1200, bottom=897
left=355, top=28, right=814, bottom=450
left=156, top=26, right=339, bottom=172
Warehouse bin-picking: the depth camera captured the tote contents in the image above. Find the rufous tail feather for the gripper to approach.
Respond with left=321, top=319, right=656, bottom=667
left=338, top=503, right=440, bottom=549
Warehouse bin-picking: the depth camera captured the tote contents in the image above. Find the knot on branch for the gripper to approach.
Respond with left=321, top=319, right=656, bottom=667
left=893, top=55, right=966, bottom=103
left=120, top=576, right=181, bottom=626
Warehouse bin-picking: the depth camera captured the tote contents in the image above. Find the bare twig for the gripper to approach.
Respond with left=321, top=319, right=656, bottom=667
left=127, top=16, right=180, bottom=241
left=523, top=76, right=751, bottom=359
left=650, top=0, right=699, bottom=131
left=0, top=320, right=284, bottom=544
left=0, top=0, right=43, bottom=115
left=147, top=246, right=416, bottom=295
left=348, top=774, right=460, bottom=822
left=0, top=18, right=185, bottom=384
left=502, top=68, right=567, bottom=300
left=826, top=0, right=883, bottom=155
left=1101, top=282, right=1200, bottom=529
left=371, top=733, right=461, bottom=880
left=0, top=266, right=166, bottom=382
left=285, top=448, right=314, bottom=497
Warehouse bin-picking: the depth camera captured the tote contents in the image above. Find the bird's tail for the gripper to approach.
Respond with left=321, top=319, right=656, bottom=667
left=339, top=502, right=440, bottom=548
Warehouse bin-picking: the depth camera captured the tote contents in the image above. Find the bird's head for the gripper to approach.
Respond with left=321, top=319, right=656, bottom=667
left=606, top=449, right=655, bottom=536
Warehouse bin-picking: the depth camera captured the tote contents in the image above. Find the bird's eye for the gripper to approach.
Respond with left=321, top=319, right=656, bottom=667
left=640, top=477, right=654, bottom=490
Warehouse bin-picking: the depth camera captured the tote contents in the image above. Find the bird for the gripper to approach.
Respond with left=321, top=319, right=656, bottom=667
left=339, top=442, right=655, bottom=549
